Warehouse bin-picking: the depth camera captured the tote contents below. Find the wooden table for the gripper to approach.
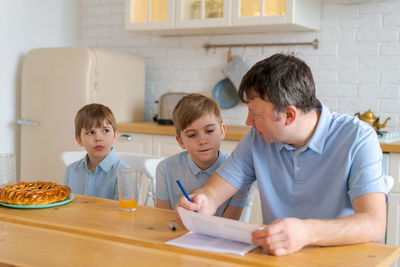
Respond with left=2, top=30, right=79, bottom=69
left=0, top=194, right=399, bottom=266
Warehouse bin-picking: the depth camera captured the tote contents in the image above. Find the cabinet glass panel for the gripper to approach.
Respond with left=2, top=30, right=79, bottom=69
left=184, top=0, right=200, bottom=20
left=205, top=0, right=224, bottom=19
left=264, top=0, right=285, bottom=16
left=184, top=0, right=224, bottom=20
left=131, top=0, right=148, bottom=23
left=240, top=0, right=285, bottom=17
left=151, top=0, right=168, bottom=22
left=240, top=0, right=261, bottom=17
left=130, top=0, right=168, bottom=23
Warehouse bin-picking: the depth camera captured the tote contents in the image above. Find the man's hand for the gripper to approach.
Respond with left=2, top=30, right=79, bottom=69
left=176, top=193, right=210, bottom=213
left=175, top=193, right=212, bottom=227
left=252, top=217, right=312, bottom=256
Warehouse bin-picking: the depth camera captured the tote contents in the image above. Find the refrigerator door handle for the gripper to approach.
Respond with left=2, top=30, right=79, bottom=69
left=16, top=119, right=39, bottom=126
left=119, top=134, right=132, bottom=141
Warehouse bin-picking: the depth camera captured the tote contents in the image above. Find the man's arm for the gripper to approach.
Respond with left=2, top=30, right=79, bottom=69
left=176, top=172, right=239, bottom=215
left=252, top=192, right=386, bottom=256
left=156, top=199, right=172, bottom=209
left=222, top=206, right=244, bottom=220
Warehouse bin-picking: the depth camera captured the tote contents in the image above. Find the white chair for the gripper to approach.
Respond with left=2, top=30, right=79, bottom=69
left=60, top=151, right=86, bottom=166
left=240, top=183, right=257, bottom=223
left=60, top=151, right=163, bottom=207
left=384, top=175, right=394, bottom=194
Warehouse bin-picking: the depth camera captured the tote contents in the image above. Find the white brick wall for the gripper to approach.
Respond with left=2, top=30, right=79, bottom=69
left=80, top=0, right=400, bottom=130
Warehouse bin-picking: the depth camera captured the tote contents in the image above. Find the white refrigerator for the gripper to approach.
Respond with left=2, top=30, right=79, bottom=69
left=18, top=47, right=145, bottom=184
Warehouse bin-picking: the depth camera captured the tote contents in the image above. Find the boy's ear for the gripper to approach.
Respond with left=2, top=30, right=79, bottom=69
left=113, top=129, right=119, bottom=143
left=75, top=135, right=83, bottom=147
left=176, top=135, right=186, bottom=149
left=220, top=123, right=226, bottom=139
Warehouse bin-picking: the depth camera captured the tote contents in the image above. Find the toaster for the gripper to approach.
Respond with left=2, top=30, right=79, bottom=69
left=153, top=92, right=188, bottom=125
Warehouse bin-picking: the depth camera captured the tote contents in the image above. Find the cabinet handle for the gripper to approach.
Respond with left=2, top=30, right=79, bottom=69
left=120, top=134, right=132, bottom=141
left=16, top=119, right=39, bottom=126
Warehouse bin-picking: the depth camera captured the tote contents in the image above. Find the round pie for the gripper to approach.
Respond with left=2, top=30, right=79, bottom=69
left=0, top=181, right=71, bottom=205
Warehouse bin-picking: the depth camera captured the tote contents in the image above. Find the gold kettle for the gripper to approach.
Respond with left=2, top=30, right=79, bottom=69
left=355, top=109, right=390, bottom=132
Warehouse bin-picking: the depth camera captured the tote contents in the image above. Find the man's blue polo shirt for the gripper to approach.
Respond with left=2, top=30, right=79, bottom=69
left=217, top=103, right=387, bottom=224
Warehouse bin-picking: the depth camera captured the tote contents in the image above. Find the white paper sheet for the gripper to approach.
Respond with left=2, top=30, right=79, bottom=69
left=165, top=207, right=260, bottom=255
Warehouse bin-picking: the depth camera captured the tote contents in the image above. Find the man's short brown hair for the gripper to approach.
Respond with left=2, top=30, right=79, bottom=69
left=75, top=103, right=117, bottom=137
left=172, top=93, right=222, bottom=137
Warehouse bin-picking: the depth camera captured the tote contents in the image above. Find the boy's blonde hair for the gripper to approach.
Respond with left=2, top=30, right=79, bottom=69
left=75, top=103, right=117, bottom=137
left=172, top=93, right=222, bottom=137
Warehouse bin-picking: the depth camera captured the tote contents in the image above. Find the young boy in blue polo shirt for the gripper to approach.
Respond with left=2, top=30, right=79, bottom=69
left=155, top=93, right=248, bottom=219
left=64, top=103, right=128, bottom=200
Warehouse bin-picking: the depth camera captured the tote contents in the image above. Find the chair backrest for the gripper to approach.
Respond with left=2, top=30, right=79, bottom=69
left=384, top=175, right=394, bottom=194
left=60, top=151, right=164, bottom=207
left=60, top=151, right=86, bottom=167
left=116, top=152, right=163, bottom=179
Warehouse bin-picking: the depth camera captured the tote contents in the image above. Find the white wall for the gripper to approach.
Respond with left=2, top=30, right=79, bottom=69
left=80, top=0, right=400, bottom=131
left=0, top=0, right=79, bottom=155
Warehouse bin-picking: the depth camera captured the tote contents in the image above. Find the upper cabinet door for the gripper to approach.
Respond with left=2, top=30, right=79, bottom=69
left=124, top=0, right=320, bottom=34
left=125, top=0, right=175, bottom=30
left=232, top=0, right=321, bottom=31
left=175, top=0, right=231, bottom=29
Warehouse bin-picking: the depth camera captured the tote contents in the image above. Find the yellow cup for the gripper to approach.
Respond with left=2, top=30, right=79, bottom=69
left=117, top=168, right=139, bottom=211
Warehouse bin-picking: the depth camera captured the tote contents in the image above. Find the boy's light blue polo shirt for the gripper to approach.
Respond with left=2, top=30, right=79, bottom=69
left=156, top=150, right=249, bottom=216
left=64, top=149, right=129, bottom=200
left=217, top=103, right=387, bottom=224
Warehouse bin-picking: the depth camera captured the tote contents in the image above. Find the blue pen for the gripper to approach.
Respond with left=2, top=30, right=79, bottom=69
left=176, top=179, right=198, bottom=212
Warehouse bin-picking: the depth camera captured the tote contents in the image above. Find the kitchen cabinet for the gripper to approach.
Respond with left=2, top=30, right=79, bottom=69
left=125, top=0, right=175, bottom=30
left=125, top=0, right=321, bottom=35
left=114, top=131, right=237, bottom=157
left=115, top=132, right=153, bottom=155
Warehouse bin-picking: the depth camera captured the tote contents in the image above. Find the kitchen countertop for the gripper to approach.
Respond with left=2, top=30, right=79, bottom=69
left=118, top=122, right=400, bottom=153
left=118, top=121, right=249, bottom=141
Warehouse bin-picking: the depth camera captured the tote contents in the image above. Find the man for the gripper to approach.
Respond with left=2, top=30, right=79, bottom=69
left=177, top=54, right=387, bottom=256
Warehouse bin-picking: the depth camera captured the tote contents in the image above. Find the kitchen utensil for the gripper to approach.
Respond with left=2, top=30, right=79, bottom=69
left=154, top=92, right=188, bottom=125
left=355, top=110, right=390, bottom=132
left=212, top=78, right=240, bottom=109
left=222, top=55, right=250, bottom=90
left=212, top=49, right=241, bottom=109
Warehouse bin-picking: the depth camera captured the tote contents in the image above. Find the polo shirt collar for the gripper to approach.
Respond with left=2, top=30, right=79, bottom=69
left=306, top=102, right=331, bottom=154
left=81, top=148, right=118, bottom=172
left=186, top=150, right=225, bottom=176
left=98, top=148, right=118, bottom=172
left=275, top=101, right=331, bottom=154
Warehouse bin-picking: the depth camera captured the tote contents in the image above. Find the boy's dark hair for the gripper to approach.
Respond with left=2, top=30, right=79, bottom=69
left=172, top=93, right=222, bottom=137
left=75, top=103, right=117, bottom=137
left=238, top=53, right=320, bottom=113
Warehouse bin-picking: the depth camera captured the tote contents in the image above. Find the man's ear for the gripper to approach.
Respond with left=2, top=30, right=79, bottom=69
left=285, top=106, right=296, bottom=126
left=176, top=135, right=186, bottom=149
left=75, top=135, right=83, bottom=147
